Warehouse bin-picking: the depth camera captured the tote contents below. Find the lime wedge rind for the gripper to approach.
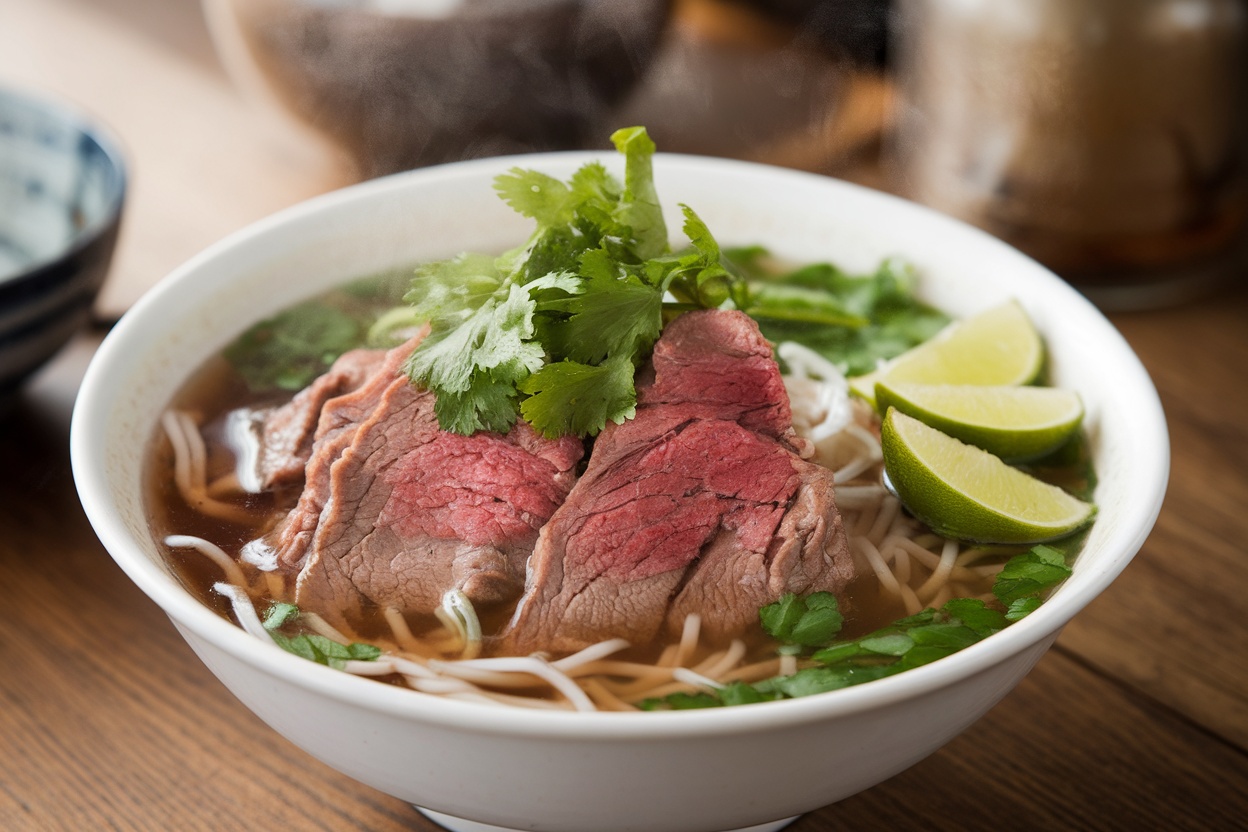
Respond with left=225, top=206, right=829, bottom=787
left=849, top=300, right=1044, bottom=409
left=875, top=381, right=1084, bottom=462
left=881, top=409, right=1096, bottom=544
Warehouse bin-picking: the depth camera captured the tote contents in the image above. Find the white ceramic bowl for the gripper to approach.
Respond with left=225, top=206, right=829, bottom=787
left=70, top=153, right=1168, bottom=832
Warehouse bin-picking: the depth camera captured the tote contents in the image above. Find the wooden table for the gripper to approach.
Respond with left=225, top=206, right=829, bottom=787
left=3, top=1, right=1246, bottom=830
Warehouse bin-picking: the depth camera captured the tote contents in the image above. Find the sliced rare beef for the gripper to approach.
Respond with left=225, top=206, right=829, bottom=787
left=242, top=335, right=583, bottom=630
left=638, top=302, right=794, bottom=439
left=499, top=309, right=854, bottom=655
left=251, top=347, right=390, bottom=491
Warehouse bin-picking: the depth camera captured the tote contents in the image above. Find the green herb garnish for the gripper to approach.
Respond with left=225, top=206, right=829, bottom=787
left=641, top=546, right=1073, bottom=710
left=224, top=271, right=412, bottom=393
left=398, top=127, right=682, bottom=438
left=396, top=126, right=940, bottom=439
left=262, top=602, right=381, bottom=670
left=225, top=302, right=363, bottom=393
left=759, top=591, right=845, bottom=648
left=733, top=252, right=951, bottom=377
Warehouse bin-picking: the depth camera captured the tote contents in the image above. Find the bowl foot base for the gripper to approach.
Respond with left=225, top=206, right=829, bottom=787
left=416, top=807, right=800, bottom=832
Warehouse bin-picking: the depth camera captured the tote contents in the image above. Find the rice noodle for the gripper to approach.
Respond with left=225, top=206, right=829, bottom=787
left=834, top=484, right=889, bottom=509
left=867, top=496, right=902, bottom=543
left=165, top=535, right=252, bottom=590
left=428, top=656, right=597, bottom=712
left=777, top=341, right=853, bottom=441
left=211, top=582, right=273, bottom=642
left=852, top=536, right=903, bottom=597
left=581, top=678, right=640, bottom=711
left=300, top=611, right=352, bottom=644
left=341, top=659, right=398, bottom=677
left=892, top=544, right=912, bottom=584
left=383, top=606, right=432, bottom=656
left=898, top=581, right=923, bottom=615
left=436, top=590, right=483, bottom=659
left=563, top=660, right=674, bottom=682
left=550, top=639, right=631, bottom=672
left=671, top=667, right=725, bottom=691
left=720, top=657, right=785, bottom=684
left=693, top=640, right=747, bottom=680
left=161, top=411, right=259, bottom=525
left=672, top=613, right=701, bottom=667
left=206, top=471, right=244, bottom=499
left=916, top=538, right=960, bottom=600
left=263, top=571, right=287, bottom=602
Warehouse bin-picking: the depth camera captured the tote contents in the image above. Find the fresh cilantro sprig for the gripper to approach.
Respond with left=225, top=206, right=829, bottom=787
left=639, top=546, right=1073, bottom=710
left=262, top=602, right=381, bottom=670
left=400, top=126, right=691, bottom=438
left=383, top=125, right=956, bottom=438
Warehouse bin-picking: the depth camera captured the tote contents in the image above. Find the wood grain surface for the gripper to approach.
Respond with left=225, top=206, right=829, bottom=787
left=2, top=1, right=1246, bottom=830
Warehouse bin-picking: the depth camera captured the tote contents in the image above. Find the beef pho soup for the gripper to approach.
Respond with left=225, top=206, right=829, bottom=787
left=144, top=130, right=1094, bottom=711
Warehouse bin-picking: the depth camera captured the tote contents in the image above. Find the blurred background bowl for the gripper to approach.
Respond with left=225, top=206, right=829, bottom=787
left=203, top=0, right=674, bottom=178
left=0, top=86, right=126, bottom=404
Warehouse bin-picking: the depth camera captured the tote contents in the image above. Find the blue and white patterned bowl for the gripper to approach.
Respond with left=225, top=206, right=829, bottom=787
left=0, top=85, right=126, bottom=400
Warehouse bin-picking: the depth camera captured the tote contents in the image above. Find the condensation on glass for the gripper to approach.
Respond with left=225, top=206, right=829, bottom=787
left=887, top=0, right=1247, bottom=309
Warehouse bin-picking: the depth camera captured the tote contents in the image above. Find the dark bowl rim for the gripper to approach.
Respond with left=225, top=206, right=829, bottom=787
left=0, top=83, right=128, bottom=294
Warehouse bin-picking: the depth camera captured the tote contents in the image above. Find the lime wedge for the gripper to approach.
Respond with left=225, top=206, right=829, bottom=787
left=881, top=409, right=1095, bottom=544
left=849, top=300, right=1044, bottom=409
left=875, top=382, right=1084, bottom=462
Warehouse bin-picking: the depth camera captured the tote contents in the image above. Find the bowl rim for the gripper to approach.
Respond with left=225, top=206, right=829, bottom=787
left=0, top=83, right=128, bottom=291
left=71, top=150, right=1170, bottom=740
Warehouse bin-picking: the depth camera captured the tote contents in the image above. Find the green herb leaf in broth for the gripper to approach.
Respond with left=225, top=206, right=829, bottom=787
left=734, top=252, right=951, bottom=377
left=225, top=302, right=363, bottom=393
left=759, top=592, right=845, bottom=648
left=992, top=544, right=1073, bottom=606
left=262, top=602, right=300, bottom=630
left=261, top=602, right=381, bottom=670
left=641, top=546, right=1070, bottom=709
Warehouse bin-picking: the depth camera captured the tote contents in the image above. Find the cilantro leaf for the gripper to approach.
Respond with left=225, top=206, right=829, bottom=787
left=432, top=375, right=519, bottom=436
left=405, top=281, right=553, bottom=433
left=747, top=283, right=870, bottom=328
left=400, top=127, right=675, bottom=437
left=404, top=253, right=505, bottom=327
left=610, top=126, right=666, bottom=259
left=1006, top=597, right=1043, bottom=621
left=538, top=265, right=663, bottom=364
left=493, top=168, right=573, bottom=225
left=519, top=355, right=638, bottom=438
left=992, top=545, right=1073, bottom=605
left=759, top=592, right=845, bottom=648
left=940, top=598, right=1009, bottom=636
left=659, top=206, right=743, bottom=309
